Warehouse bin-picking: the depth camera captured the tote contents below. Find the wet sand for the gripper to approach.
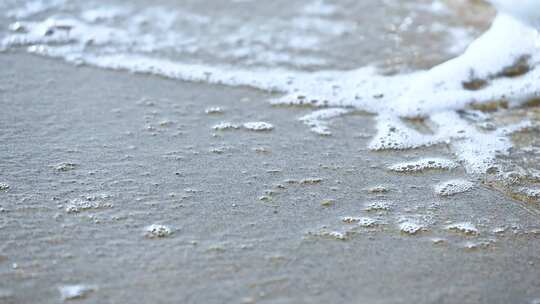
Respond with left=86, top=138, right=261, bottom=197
left=1, top=53, right=540, bottom=304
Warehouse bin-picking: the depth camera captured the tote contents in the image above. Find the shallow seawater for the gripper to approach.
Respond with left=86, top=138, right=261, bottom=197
left=0, top=0, right=491, bottom=72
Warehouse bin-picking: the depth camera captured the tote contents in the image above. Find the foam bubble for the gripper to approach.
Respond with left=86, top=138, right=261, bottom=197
left=399, top=222, right=424, bottom=235
left=212, top=122, right=240, bottom=130
left=341, top=217, right=377, bottom=227
left=388, top=158, right=459, bottom=173
left=299, top=108, right=349, bottom=136
left=299, top=178, right=323, bottom=185
left=205, top=106, right=224, bottom=115
left=144, top=224, right=173, bottom=238
left=58, top=284, right=96, bottom=301
left=463, top=239, right=494, bottom=250
left=434, top=179, right=474, bottom=196
left=366, top=185, right=389, bottom=193
left=308, top=228, right=348, bottom=241
left=365, top=201, right=392, bottom=212
left=65, top=196, right=113, bottom=214
left=52, top=162, right=77, bottom=172
left=243, top=122, right=274, bottom=131
left=447, top=222, right=479, bottom=235
left=322, top=231, right=347, bottom=240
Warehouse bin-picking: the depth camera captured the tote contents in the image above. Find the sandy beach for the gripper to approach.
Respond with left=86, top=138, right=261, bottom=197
left=1, top=53, right=540, bottom=303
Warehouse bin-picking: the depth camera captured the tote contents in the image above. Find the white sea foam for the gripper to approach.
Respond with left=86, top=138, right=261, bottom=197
left=399, top=221, right=424, bottom=235
left=446, top=222, right=479, bottom=235
left=435, top=179, right=474, bottom=196
left=58, top=284, right=96, bottom=301
left=243, top=122, right=274, bottom=131
left=388, top=157, right=459, bottom=173
left=1, top=1, right=539, bottom=175
left=299, top=108, right=350, bottom=136
left=144, top=224, right=173, bottom=238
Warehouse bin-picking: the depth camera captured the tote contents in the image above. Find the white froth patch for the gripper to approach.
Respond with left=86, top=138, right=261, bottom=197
left=368, top=114, right=457, bottom=151
left=205, top=106, right=224, bottom=115
left=445, top=27, right=475, bottom=55
left=430, top=111, right=533, bottom=174
left=366, top=185, right=389, bottom=193
left=58, top=284, right=96, bottom=301
left=64, top=196, right=113, bottom=214
left=388, top=157, right=458, bottom=173
left=365, top=201, right=392, bottom=212
left=308, top=228, right=348, bottom=241
left=3, top=18, right=133, bottom=48
left=212, top=122, right=240, bottom=130
left=299, top=108, right=349, bottom=136
left=52, top=162, right=77, bottom=171
left=463, top=240, right=494, bottom=250
left=447, top=222, right=479, bottom=235
left=371, top=111, right=533, bottom=174
left=145, top=224, right=173, bottom=238
left=243, top=122, right=274, bottom=131
left=399, top=222, right=424, bottom=235
left=341, top=217, right=377, bottom=227
left=396, top=14, right=540, bottom=117
left=324, top=231, right=347, bottom=240
left=434, top=179, right=474, bottom=196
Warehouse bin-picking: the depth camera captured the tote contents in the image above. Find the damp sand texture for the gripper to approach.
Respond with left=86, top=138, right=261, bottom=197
left=1, top=1, right=540, bottom=304
left=2, top=51, right=540, bottom=304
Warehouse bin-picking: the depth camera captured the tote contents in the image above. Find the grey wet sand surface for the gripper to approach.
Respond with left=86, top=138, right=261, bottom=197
left=1, top=54, right=540, bottom=304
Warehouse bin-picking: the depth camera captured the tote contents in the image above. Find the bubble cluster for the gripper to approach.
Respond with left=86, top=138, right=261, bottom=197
left=399, top=222, right=424, bottom=235
left=434, top=179, right=474, bottom=196
left=52, top=162, right=77, bottom=172
left=308, top=228, right=348, bottom=241
left=366, top=185, right=389, bottom=193
left=299, top=108, right=349, bottom=136
left=212, top=122, right=240, bottom=130
left=446, top=222, right=479, bottom=235
left=388, top=158, right=459, bottom=173
left=64, top=196, right=113, bottom=214
left=299, top=178, right=323, bottom=185
left=364, top=201, right=392, bottom=212
left=242, top=122, right=274, bottom=131
left=58, top=284, right=96, bottom=301
left=341, top=217, right=377, bottom=227
left=204, top=106, right=224, bottom=114
left=0, top=183, right=9, bottom=191
left=144, top=224, right=173, bottom=238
